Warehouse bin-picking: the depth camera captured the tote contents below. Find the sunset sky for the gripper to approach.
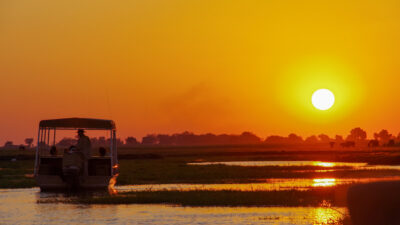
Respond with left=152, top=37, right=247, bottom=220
left=1, top=0, right=400, bottom=144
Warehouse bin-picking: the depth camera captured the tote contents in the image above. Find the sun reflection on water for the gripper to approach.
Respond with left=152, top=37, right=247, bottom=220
left=313, top=162, right=335, bottom=167
left=312, top=207, right=344, bottom=225
left=312, top=178, right=336, bottom=187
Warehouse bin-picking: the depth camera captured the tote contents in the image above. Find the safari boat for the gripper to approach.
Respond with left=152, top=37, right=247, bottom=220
left=34, top=118, right=118, bottom=191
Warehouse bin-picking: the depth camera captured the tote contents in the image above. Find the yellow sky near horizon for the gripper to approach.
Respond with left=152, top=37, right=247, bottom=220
left=1, top=0, right=400, bottom=144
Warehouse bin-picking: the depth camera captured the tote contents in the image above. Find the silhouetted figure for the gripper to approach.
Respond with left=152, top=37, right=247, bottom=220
left=77, top=129, right=91, bottom=158
left=62, top=146, right=84, bottom=190
left=77, top=129, right=91, bottom=176
left=50, top=146, right=57, bottom=156
left=99, top=147, right=106, bottom=157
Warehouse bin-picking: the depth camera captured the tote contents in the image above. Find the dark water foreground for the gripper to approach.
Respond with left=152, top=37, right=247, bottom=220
left=0, top=188, right=347, bottom=225
left=347, top=180, right=400, bottom=225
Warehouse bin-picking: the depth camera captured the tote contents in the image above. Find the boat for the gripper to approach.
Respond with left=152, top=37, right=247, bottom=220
left=34, top=118, right=118, bottom=191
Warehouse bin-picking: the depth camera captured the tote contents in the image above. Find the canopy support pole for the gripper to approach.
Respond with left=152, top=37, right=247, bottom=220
left=34, top=128, right=41, bottom=176
left=110, top=130, right=113, bottom=175
left=47, top=128, right=50, bottom=150
left=53, top=128, right=56, bottom=146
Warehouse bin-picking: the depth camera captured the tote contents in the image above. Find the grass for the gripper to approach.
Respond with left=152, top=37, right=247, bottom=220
left=2, top=146, right=400, bottom=188
left=38, top=185, right=349, bottom=207
left=117, top=159, right=400, bottom=185
left=2, top=159, right=400, bottom=188
left=0, top=160, right=36, bottom=188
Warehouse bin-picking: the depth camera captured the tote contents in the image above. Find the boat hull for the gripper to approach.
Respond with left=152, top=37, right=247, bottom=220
left=36, top=175, right=112, bottom=191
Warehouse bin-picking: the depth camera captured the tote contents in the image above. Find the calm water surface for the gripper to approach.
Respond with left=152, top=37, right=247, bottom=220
left=0, top=188, right=346, bottom=225
left=188, top=160, right=400, bottom=171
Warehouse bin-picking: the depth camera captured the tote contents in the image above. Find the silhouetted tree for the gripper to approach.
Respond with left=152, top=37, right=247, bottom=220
left=177, top=131, right=199, bottom=145
left=157, top=134, right=174, bottom=145
left=264, top=135, right=287, bottom=144
left=117, top=138, right=124, bottom=147
left=142, top=134, right=158, bottom=145
left=57, top=138, right=76, bottom=147
left=237, top=132, right=262, bottom=144
left=304, top=135, right=318, bottom=143
left=106, top=138, right=124, bottom=147
left=335, top=135, right=344, bottom=142
left=341, top=141, right=356, bottom=148
left=125, top=136, right=139, bottom=146
left=346, top=127, right=367, bottom=141
left=25, top=138, right=34, bottom=148
left=368, top=140, right=379, bottom=147
left=97, top=137, right=107, bottom=146
left=387, top=139, right=396, bottom=147
left=287, top=133, right=303, bottom=143
left=89, top=136, right=118, bottom=147
left=374, top=129, right=393, bottom=145
left=4, top=141, right=13, bottom=147
left=138, top=131, right=262, bottom=146
left=318, top=134, right=331, bottom=143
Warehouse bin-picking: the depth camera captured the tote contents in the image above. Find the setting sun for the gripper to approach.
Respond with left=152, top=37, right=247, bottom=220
left=312, top=89, right=335, bottom=110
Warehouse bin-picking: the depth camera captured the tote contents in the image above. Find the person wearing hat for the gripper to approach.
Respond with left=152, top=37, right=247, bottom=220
left=77, top=129, right=91, bottom=176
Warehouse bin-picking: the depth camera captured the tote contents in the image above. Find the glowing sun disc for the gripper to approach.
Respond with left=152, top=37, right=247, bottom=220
left=312, top=89, right=335, bottom=110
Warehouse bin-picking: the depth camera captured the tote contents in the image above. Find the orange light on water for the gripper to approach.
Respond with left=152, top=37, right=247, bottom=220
left=108, top=164, right=119, bottom=195
left=312, top=178, right=336, bottom=187
left=312, top=207, right=344, bottom=224
left=313, top=162, right=336, bottom=167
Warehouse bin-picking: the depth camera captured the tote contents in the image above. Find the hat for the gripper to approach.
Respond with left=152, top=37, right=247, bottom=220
left=77, top=129, right=85, bottom=134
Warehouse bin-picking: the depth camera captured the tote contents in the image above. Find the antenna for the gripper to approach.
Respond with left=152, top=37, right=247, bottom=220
left=105, top=87, right=112, bottom=118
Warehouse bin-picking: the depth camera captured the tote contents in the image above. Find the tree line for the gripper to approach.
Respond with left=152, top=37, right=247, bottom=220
left=3, top=127, right=400, bottom=149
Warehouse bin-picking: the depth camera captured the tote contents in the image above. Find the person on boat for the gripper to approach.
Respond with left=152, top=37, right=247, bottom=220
left=62, top=146, right=84, bottom=173
left=62, top=146, right=84, bottom=187
left=77, top=129, right=91, bottom=175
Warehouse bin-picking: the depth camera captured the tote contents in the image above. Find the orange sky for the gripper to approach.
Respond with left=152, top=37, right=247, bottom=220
left=1, top=0, right=400, bottom=144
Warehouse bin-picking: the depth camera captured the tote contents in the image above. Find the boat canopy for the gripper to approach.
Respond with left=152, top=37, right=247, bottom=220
left=39, top=118, right=115, bottom=130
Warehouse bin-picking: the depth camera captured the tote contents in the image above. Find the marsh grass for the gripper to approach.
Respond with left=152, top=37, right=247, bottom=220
left=0, top=160, right=36, bottom=188
left=2, top=146, right=400, bottom=188
left=1, top=158, right=400, bottom=188
left=37, top=185, right=349, bottom=207
left=116, top=159, right=400, bottom=185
